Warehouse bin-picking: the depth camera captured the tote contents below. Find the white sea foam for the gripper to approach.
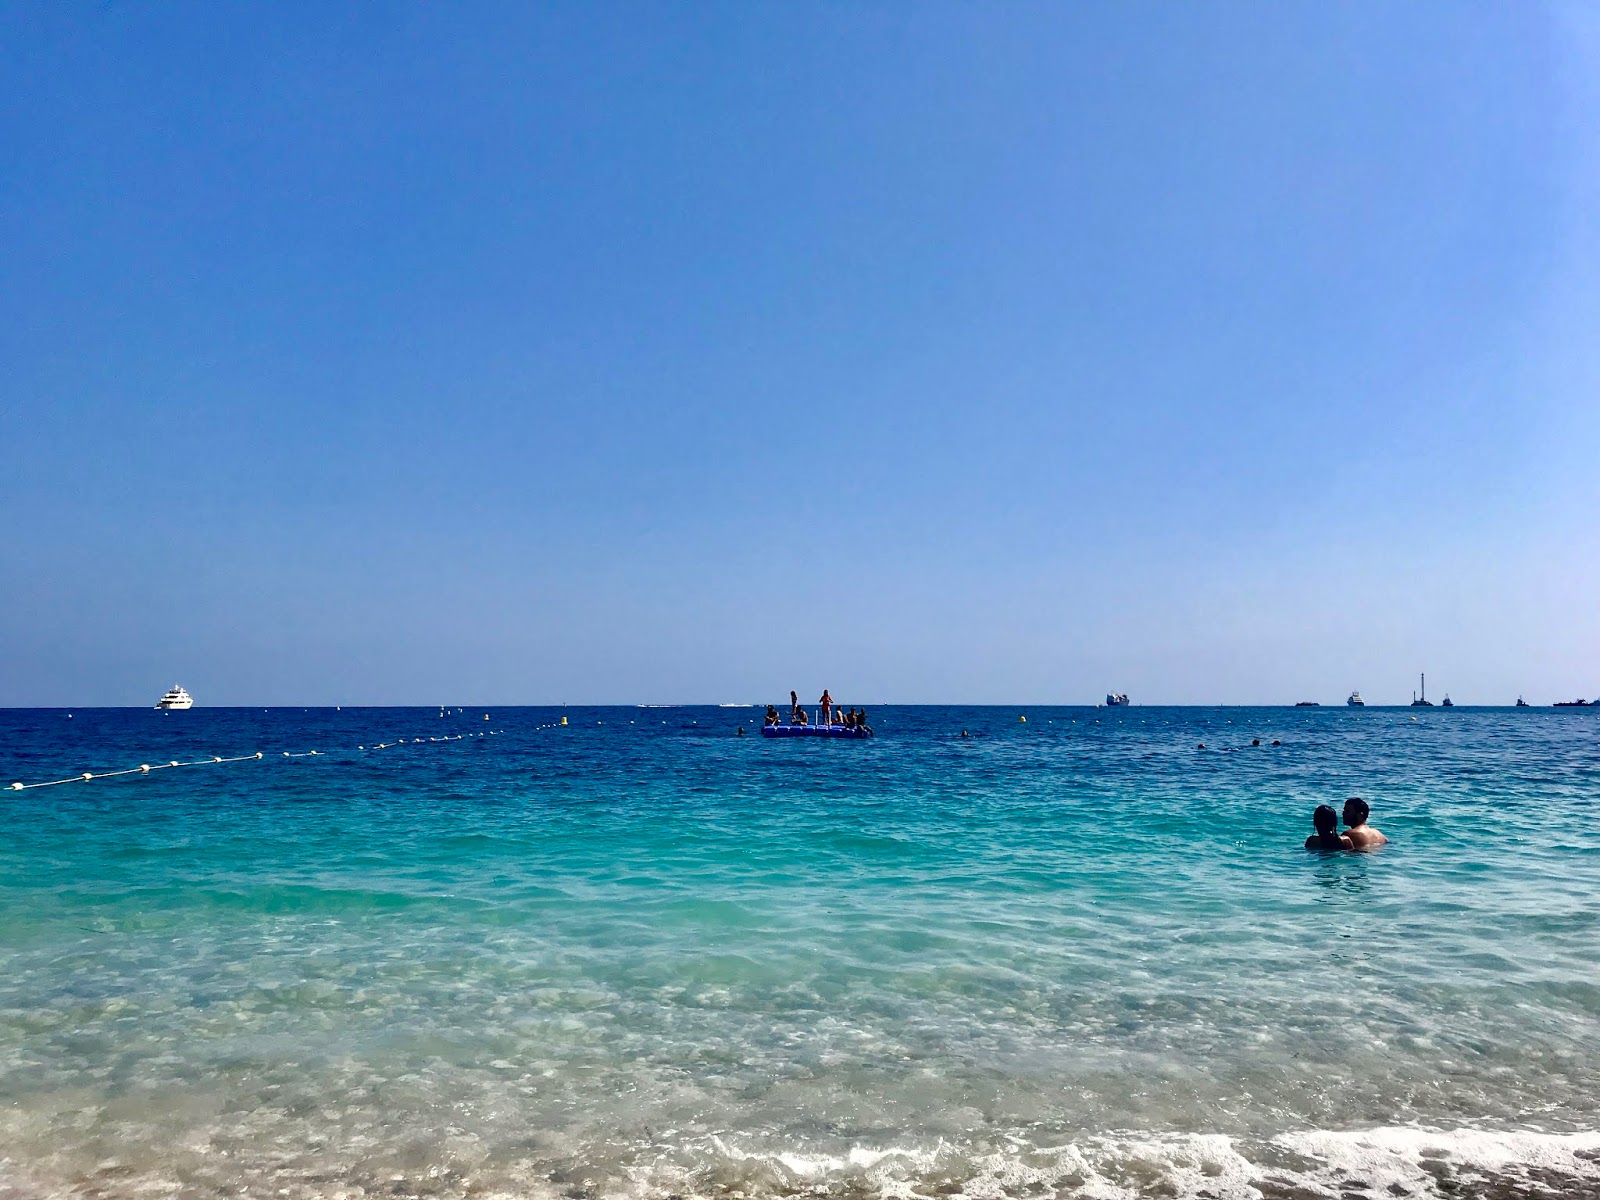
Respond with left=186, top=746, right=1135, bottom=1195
left=1276, top=1125, right=1600, bottom=1196
left=680, top=1125, right=1600, bottom=1200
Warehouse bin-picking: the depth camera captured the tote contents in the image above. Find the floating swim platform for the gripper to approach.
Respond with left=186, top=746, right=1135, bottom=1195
left=760, top=725, right=873, bottom=739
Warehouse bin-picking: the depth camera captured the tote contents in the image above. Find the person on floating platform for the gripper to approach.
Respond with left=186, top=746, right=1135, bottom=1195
left=790, top=690, right=802, bottom=722
left=793, top=707, right=808, bottom=726
left=855, top=708, right=871, bottom=734
left=819, top=689, right=833, bottom=724
left=764, top=705, right=780, bottom=727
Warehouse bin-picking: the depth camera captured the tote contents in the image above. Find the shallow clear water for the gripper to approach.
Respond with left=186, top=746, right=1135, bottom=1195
left=2, top=705, right=1598, bottom=1199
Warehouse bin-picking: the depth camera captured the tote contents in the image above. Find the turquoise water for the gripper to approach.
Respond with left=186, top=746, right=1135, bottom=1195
left=2, top=705, right=1598, bottom=1199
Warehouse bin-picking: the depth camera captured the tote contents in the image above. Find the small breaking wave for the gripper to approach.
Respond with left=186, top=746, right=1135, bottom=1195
left=0, top=1120, right=1597, bottom=1198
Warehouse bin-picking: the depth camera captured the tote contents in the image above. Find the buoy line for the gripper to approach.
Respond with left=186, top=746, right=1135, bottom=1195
left=4, top=725, right=551, bottom=793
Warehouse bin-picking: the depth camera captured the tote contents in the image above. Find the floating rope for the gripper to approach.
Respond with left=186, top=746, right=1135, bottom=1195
left=4, top=725, right=545, bottom=792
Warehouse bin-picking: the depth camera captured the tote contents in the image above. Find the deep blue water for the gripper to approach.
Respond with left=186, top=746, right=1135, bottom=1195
left=2, top=705, right=1598, bottom=1199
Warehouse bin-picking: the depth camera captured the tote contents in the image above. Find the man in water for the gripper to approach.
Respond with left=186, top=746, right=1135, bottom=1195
left=1342, top=797, right=1388, bottom=848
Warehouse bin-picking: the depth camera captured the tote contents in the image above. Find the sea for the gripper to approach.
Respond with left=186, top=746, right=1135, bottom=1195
left=1, top=704, right=1598, bottom=1200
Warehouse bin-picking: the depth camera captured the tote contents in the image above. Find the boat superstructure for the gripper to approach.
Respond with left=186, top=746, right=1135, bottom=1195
left=1105, top=693, right=1130, bottom=707
left=1347, top=691, right=1364, bottom=707
left=155, top=685, right=193, bottom=710
left=1410, top=674, right=1434, bottom=707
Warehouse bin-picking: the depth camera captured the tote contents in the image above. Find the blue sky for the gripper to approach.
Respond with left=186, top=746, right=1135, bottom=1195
left=3, top=3, right=1597, bottom=705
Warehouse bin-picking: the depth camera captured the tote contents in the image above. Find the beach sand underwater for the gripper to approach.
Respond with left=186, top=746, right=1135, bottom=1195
left=1, top=704, right=1597, bottom=1199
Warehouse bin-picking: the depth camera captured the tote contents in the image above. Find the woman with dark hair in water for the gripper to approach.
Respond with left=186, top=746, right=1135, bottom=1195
left=1305, top=804, right=1354, bottom=851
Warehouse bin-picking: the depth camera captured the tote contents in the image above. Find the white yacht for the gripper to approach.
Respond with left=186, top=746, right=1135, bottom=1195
left=1347, top=691, right=1364, bottom=707
left=155, top=684, right=193, bottom=710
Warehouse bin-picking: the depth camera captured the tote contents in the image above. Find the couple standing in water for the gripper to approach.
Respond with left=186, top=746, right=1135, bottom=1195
left=1305, top=797, right=1388, bottom=851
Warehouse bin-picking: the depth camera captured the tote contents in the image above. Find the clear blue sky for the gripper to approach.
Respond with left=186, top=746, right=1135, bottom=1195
left=4, top=3, right=1597, bottom=706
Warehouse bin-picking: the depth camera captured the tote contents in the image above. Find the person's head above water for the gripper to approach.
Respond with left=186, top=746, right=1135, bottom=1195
left=1343, top=797, right=1370, bottom=826
left=1313, top=804, right=1340, bottom=835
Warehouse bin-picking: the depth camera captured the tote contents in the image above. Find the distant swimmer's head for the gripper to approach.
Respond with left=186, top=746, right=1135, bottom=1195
left=1271, top=739, right=1281, bottom=747
left=1343, top=796, right=1370, bottom=826
left=1197, top=742, right=1206, bottom=750
left=1251, top=738, right=1261, bottom=747
left=1313, top=804, right=1340, bottom=835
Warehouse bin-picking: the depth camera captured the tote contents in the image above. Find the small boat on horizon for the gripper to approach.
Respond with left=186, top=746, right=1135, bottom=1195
left=1553, top=698, right=1594, bottom=707
left=1106, top=693, right=1130, bottom=707
left=1411, top=673, right=1434, bottom=707
left=1347, top=691, right=1364, bottom=706
left=1515, top=696, right=1529, bottom=707
left=1441, top=695, right=1454, bottom=707
left=1294, top=700, right=1320, bottom=707
left=155, top=684, right=193, bottom=710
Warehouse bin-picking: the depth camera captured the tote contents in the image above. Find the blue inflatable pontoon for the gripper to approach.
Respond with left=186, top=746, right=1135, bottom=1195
left=760, top=724, right=872, bottom=739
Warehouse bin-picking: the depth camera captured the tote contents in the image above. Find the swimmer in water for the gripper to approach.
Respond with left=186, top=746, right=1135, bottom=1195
left=1342, top=797, right=1388, bottom=848
left=1305, top=804, right=1354, bottom=851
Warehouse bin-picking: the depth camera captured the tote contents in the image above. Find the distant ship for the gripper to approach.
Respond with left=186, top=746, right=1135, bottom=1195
left=155, top=684, right=193, bottom=710
left=1515, top=696, right=1529, bottom=707
left=1347, top=691, right=1364, bottom=707
left=1441, top=695, right=1454, bottom=708
left=1553, top=698, right=1594, bottom=707
left=1294, top=701, right=1320, bottom=707
left=1105, top=693, right=1130, bottom=707
left=1410, top=673, right=1434, bottom=707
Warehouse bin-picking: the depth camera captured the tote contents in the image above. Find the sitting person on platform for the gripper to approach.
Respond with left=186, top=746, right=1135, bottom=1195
left=1342, top=797, right=1388, bottom=848
left=1305, top=804, right=1354, bottom=851
left=764, top=705, right=780, bottom=727
left=793, top=707, right=808, bottom=726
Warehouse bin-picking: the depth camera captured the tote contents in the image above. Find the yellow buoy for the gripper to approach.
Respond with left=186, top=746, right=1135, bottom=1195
left=1019, top=715, right=1027, bottom=723
left=559, top=715, right=568, bottom=726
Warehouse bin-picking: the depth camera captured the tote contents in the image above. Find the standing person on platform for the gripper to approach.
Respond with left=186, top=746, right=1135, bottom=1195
left=819, top=689, right=833, bottom=725
left=790, top=690, right=801, bottom=722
